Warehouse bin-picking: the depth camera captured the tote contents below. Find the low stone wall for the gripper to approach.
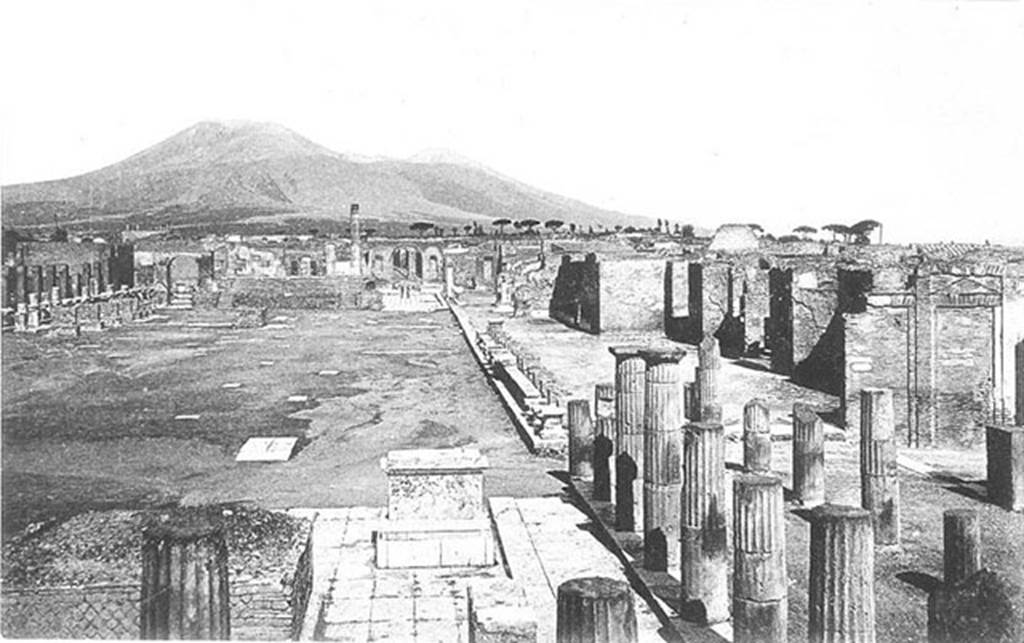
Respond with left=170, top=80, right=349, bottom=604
left=223, top=277, right=377, bottom=310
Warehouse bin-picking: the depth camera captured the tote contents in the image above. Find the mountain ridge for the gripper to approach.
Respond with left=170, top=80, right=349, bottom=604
left=1, top=121, right=651, bottom=231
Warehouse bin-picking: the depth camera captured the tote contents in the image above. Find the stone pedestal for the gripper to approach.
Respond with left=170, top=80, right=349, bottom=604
left=610, top=346, right=646, bottom=532
left=860, top=388, right=900, bottom=545
left=696, top=336, right=722, bottom=422
left=568, top=399, right=594, bottom=479
left=743, top=398, right=771, bottom=474
left=733, top=474, right=786, bottom=643
left=555, top=577, right=637, bottom=643
left=140, top=517, right=230, bottom=640
left=26, top=293, right=40, bottom=330
left=986, top=425, right=1024, bottom=512
left=808, top=504, right=875, bottom=643
left=13, top=303, right=27, bottom=332
left=943, top=509, right=981, bottom=586
left=681, top=422, right=729, bottom=624
left=793, top=403, right=825, bottom=507
left=375, top=448, right=494, bottom=568
left=640, top=347, right=685, bottom=572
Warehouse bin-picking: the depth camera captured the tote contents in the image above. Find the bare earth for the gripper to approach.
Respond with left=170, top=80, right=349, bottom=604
left=1, top=308, right=562, bottom=540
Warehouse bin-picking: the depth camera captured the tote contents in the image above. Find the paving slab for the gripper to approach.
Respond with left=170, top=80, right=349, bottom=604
left=236, top=437, right=299, bottom=462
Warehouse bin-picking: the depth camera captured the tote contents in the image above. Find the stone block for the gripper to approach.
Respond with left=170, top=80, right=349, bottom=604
left=374, top=519, right=494, bottom=568
left=986, top=425, right=1024, bottom=511
left=381, top=448, right=488, bottom=520
left=235, top=437, right=298, bottom=462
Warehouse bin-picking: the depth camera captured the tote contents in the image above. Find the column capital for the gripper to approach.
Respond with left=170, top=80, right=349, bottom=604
left=609, top=345, right=645, bottom=359
left=638, top=347, right=686, bottom=364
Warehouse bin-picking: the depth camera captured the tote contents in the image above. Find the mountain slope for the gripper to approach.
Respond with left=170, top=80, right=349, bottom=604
left=1, top=121, right=650, bottom=230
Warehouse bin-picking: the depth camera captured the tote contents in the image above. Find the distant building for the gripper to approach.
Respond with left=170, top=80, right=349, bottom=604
left=707, top=224, right=760, bottom=253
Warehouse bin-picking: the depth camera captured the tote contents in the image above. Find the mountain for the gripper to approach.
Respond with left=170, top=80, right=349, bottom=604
left=1, top=121, right=651, bottom=232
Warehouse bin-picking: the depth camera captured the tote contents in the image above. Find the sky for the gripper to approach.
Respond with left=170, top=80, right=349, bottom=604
left=1, top=0, right=1023, bottom=244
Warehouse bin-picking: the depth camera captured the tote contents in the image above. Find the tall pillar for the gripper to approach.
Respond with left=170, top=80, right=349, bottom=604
left=594, top=383, right=615, bottom=420
left=793, top=403, right=825, bottom=507
left=594, top=416, right=614, bottom=502
left=140, top=517, right=230, bottom=639
left=58, top=265, right=71, bottom=302
left=568, top=399, right=594, bottom=480
left=808, top=504, right=875, bottom=643
left=610, top=346, right=646, bottom=532
left=733, top=474, right=787, bottom=643
left=743, top=398, right=772, bottom=474
left=14, top=265, right=27, bottom=307
left=943, top=509, right=981, bottom=586
left=860, top=388, right=900, bottom=546
left=555, top=577, right=637, bottom=643
left=681, top=421, right=729, bottom=624
left=444, top=263, right=455, bottom=299
left=640, top=347, right=685, bottom=572
left=1016, top=340, right=1023, bottom=426
left=31, top=265, right=44, bottom=299
left=696, top=335, right=722, bottom=422
left=349, top=203, right=362, bottom=276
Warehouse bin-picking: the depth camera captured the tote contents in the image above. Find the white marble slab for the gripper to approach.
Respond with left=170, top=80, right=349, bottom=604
left=236, top=437, right=298, bottom=462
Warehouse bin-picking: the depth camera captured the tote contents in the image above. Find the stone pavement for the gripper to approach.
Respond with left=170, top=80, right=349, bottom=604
left=293, top=497, right=673, bottom=643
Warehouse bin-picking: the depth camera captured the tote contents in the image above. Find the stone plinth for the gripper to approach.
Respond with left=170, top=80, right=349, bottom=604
left=610, top=346, right=646, bottom=532
left=793, top=403, right=825, bottom=507
left=986, top=425, right=1024, bottom=512
left=808, top=504, right=875, bottom=643
left=860, top=388, right=900, bottom=545
left=640, top=347, right=685, bottom=572
left=733, top=474, right=786, bottom=643
left=681, top=422, right=729, bottom=624
left=743, top=398, right=771, bottom=474
left=376, top=448, right=493, bottom=568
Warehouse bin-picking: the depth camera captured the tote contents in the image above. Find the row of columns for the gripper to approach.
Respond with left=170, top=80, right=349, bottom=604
left=5, top=261, right=113, bottom=308
left=562, top=338, right=916, bottom=641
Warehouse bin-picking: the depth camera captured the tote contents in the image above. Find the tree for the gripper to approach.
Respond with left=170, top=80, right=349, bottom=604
left=568, top=223, right=577, bottom=235
left=409, top=221, right=433, bottom=237
left=544, top=219, right=564, bottom=234
left=681, top=224, right=695, bottom=238
left=614, top=225, right=623, bottom=233
left=850, top=219, right=882, bottom=245
left=492, top=218, right=512, bottom=236
left=793, top=225, right=817, bottom=238
left=463, top=224, right=473, bottom=236
left=520, top=218, right=541, bottom=234
left=623, top=226, right=637, bottom=234
left=822, top=223, right=853, bottom=243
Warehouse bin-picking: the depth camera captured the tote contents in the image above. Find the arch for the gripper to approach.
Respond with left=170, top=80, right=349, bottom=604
left=167, top=255, right=201, bottom=291
left=413, top=250, right=423, bottom=279
left=421, top=246, right=444, bottom=282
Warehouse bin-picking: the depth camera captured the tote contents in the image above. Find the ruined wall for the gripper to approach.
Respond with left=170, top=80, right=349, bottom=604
left=598, top=258, right=664, bottom=332
left=223, top=276, right=375, bottom=310
left=549, top=255, right=599, bottom=332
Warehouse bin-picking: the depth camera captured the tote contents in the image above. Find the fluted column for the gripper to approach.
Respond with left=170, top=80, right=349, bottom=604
left=733, top=474, right=787, bottom=643
left=860, top=388, right=900, bottom=546
left=943, top=508, right=981, bottom=586
left=808, top=504, right=875, bottom=643
left=640, top=347, right=685, bottom=572
left=611, top=346, right=646, bottom=532
left=696, top=335, right=722, bottom=422
left=593, top=383, right=616, bottom=502
left=568, top=399, right=594, bottom=479
left=683, top=381, right=698, bottom=422
left=1016, top=340, right=1023, bottom=426
left=556, top=577, right=637, bottom=643
left=681, top=421, right=729, bottom=624
left=793, top=403, right=825, bottom=507
left=141, top=517, right=230, bottom=640
left=743, top=398, right=772, bottom=474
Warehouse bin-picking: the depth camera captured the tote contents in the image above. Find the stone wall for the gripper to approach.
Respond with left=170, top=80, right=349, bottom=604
left=842, top=262, right=1024, bottom=446
left=223, top=276, right=376, bottom=310
left=549, top=254, right=600, bottom=332
left=598, top=258, right=664, bottom=332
